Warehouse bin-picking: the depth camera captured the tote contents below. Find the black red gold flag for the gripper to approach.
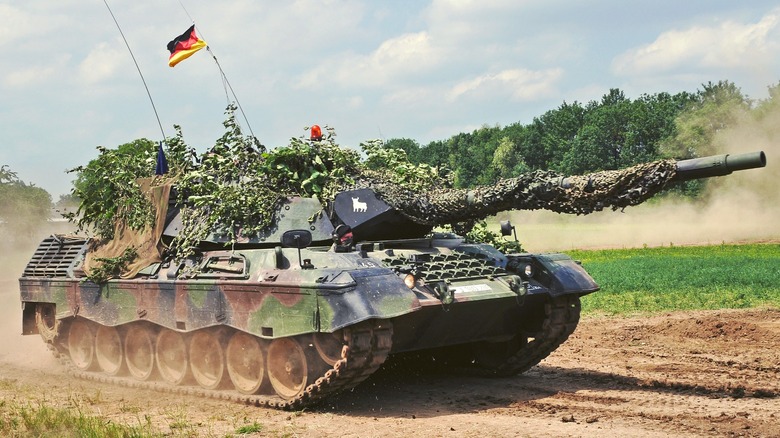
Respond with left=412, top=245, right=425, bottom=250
left=166, top=25, right=207, bottom=67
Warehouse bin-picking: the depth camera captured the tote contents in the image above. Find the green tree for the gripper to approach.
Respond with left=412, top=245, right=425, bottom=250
left=416, top=139, right=450, bottom=170
left=446, top=125, right=503, bottom=187
left=490, top=136, right=529, bottom=179
left=520, top=101, right=585, bottom=171
left=0, top=165, right=52, bottom=239
left=656, top=81, right=751, bottom=197
left=752, top=81, right=780, bottom=119
left=661, top=80, right=750, bottom=159
left=55, top=193, right=80, bottom=209
left=383, top=138, right=421, bottom=163
left=557, top=89, right=692, bottom=175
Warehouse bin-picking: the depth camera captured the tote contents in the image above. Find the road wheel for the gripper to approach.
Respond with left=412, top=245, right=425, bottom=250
left=68, top=319, right=95, bottom=371
left=190, top=330, right=227, bottom=390
left=313, top=330, right=345, bottom=366
left=267, top=337, right=308, bottom=400
left=156, top=329, right=189, bottom=385
left=95, top=325, right=124, bottom=375
left=226, top=331, right=265, bottom=395
left=125, top=325, right=155, bottom=381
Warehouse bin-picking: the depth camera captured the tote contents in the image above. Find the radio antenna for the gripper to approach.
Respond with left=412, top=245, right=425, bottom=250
left=102, top=0, right=167, bottom=141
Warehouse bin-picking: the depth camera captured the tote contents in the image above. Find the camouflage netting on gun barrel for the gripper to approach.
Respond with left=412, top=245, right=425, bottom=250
left=360, top=159, right=678, bottom=227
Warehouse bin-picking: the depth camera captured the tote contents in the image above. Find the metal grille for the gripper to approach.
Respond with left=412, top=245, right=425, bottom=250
left=382, top=251, right=505, bottom=283
left=22, top=235, right=88, bottom=278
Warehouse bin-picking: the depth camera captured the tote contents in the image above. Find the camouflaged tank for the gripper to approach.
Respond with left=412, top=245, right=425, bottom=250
left=18, top=151, right=766, bottom=409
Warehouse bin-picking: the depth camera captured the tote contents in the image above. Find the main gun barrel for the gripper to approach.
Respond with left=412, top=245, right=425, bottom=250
left=673, top=151, right=766, bottom=182
left=336, top=150, right=768, bottom=238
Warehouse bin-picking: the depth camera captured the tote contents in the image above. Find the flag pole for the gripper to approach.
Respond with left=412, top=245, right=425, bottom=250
left=206, top=47, right=261, bottom=146
left=102, top=0, right=167, bottom=143
left=175, top=1, right=260, bottom=147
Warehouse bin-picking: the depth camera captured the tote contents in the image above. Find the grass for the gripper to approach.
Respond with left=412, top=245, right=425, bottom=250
left=568, top=243, right=780, bottom=315
left=234, top=422, right=263, bottom=434
left=0, top=395, right=270, bottom=438
left=0, top=399, right=160, bottom=438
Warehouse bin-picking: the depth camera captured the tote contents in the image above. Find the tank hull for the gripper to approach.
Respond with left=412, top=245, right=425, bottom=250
left=19, top=234, right=595, bottom=408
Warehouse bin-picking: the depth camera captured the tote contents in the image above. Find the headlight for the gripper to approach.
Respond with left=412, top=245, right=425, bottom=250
left=523, top=264, right=534, bottom=278
left=403, top=274, right=416, bottom=289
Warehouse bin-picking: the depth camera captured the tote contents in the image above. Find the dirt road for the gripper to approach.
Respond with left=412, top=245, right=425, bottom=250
left=2, top=279, right=778, bottom=438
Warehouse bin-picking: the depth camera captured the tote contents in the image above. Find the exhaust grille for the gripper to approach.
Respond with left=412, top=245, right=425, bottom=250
left=22, top=235, right=89, bottom=278
left=382, top=251, right=506, bottom=283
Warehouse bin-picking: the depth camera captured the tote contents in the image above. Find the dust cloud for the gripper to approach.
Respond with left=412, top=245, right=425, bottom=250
left=0, top=226, right=70, bottom=370
left=504, top=105, right=780, bottom=252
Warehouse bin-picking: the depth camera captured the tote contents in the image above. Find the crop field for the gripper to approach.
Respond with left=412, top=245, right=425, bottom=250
left=570, top=243, right=780, bottom=315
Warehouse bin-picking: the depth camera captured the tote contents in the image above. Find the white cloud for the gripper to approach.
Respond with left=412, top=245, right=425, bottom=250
left=331, top=95, right=364, bottom=110
left=448, top=68, right=563, bottom=102
left=612, top=8, right=780, bottom=75
left=294, top=31, right=442, bottom=89
left=0, top=4, right=37, bottom=46
left=79, top=42, right=126, bottom=84
left=382, top=86, right=438, bottom=105
left=3, top=55, right=71, bottom=88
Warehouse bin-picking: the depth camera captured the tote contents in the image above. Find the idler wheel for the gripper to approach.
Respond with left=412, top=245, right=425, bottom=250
left=313, top=330, right=345, bottom=366
left=226, top=331, right=265, bottom=395
left=124, top=325, right=155, bottom=381
left=156, top=329, right=189, bottom=385
left=189, top=330, right=226, bottom=390
left=267, top=337, right=308, bottom=400
left=35, top=304, right=59, bottom=343
left=67, top=319, right=95, bottom=371
left=95, top=325, right=124, bottom=375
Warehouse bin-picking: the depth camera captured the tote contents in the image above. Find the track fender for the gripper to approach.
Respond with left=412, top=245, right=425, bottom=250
left=317, top=267, right=420, bottom=332
left=509, top=253, right=599, bottom=297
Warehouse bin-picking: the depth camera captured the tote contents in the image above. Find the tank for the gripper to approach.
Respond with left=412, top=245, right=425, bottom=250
left=18, top=150, right=766, bottom=409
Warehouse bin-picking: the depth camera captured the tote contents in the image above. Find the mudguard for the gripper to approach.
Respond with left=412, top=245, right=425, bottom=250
left=507, top=253, right=599, bottom=297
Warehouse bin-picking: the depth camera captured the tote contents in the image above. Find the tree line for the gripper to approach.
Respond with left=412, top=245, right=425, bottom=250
left=0, top=165, right=52, bottom=240
left=385, top=80, right=776, bottom=189
left=2, top=79, right=777, bottom=239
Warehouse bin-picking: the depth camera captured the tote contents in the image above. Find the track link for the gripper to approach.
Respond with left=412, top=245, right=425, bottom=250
left=491, top=294, right=582, bottom=376
left=52, top=319, right=393, bottom=410
left=440, top=294, right=581, bottom=377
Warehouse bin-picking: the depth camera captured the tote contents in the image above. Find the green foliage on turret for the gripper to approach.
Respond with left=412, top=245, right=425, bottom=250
left=66, top=127, right=195, bottom=239
left=66, top=104, right=441, bottom=259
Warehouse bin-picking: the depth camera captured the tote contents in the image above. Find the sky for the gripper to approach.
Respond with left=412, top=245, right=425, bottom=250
left=1, top=1, right=779, bottom=199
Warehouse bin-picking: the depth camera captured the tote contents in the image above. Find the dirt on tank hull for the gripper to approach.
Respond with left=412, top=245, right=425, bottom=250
left=18, top=227, right=594, bottom=408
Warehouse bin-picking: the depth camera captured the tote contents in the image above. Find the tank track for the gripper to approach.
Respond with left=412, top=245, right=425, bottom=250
left=427, top=295, right=580, bottom=377
left=50, top=319, right=393, bottom=410
left=487, top=294, right=582, bottom=376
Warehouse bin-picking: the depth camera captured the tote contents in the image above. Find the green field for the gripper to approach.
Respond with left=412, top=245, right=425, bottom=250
left=568, top=243, right=780, bottom=315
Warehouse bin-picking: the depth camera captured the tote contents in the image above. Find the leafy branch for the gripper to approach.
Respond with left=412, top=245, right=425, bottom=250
left=69, top=104, right=444, bottom=264
left=85, top=247, right=139, bottom=284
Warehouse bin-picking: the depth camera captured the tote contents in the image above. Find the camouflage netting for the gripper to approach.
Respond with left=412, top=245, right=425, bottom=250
left=83, top=179, right=172, bottom=280
left=70, top=105, right=686, bottom=281
left=357, top=160, right=678, bottom=227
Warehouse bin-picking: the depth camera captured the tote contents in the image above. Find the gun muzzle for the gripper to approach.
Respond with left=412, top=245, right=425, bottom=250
left=673, top=151, right=766, bottom=182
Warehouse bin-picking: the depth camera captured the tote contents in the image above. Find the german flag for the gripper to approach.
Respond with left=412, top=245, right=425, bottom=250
left=166, top=25, right=207, bottom=67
